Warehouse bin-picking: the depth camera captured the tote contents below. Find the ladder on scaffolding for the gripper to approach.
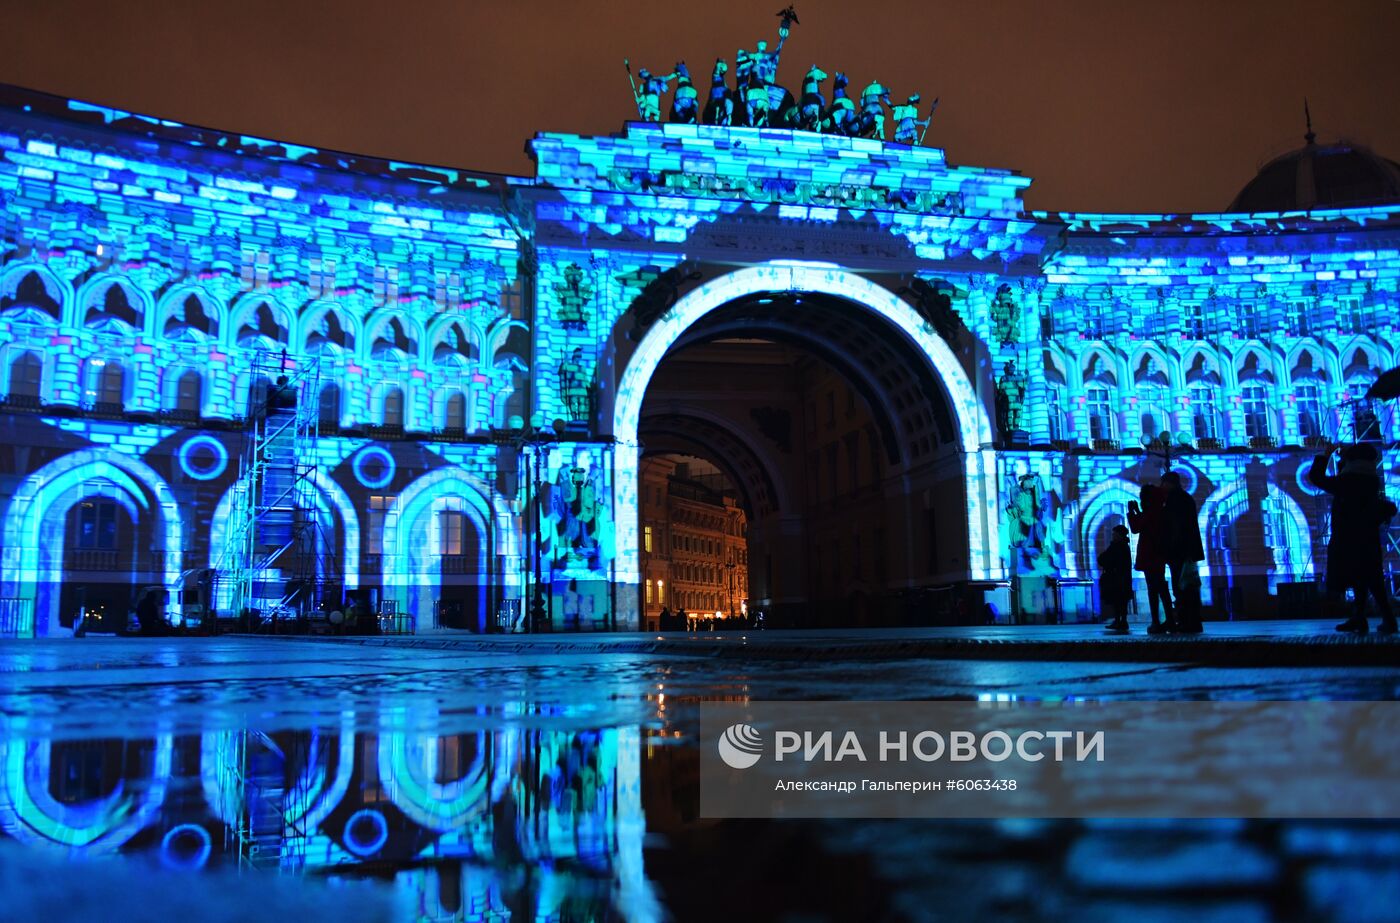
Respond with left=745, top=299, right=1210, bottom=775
left=218, top=350, right=337, bottom=626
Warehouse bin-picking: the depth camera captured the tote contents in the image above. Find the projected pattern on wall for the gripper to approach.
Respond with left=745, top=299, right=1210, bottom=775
left=0, top=89, right=1397, bottom=634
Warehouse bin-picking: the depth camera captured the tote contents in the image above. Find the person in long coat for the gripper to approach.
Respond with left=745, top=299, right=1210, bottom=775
left=1128, top=484, right=1174, bottom=634
left=1309, top=443, right=1398, bottom=634
left=1159, top=471, right=1206, bottom=633
left=1098, top=525, right=1133, bottom=633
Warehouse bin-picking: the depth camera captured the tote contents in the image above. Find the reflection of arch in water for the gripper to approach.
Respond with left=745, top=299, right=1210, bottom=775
left=1200, top=479, right=1314, bottom=600
left=0, top=735, right=173, bottom=851
left=376, top=731, right=490, bottom=831
left=0, top=449, right=183, bottom=636
left=284, top=714, right=357, bottom=833
left=208, top=469, right=361, bottom=611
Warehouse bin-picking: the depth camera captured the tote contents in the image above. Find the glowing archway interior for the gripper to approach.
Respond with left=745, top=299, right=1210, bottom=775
left=381, top=466, right=518, bottom=619
left=0, top=448, right=183, bottom=636
left=611, top=262, right=1001, bottom=600
left=207, top=468, right=361, bottom=613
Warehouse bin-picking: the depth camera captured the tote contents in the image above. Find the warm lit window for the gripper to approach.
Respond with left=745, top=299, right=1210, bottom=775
left=367, top=495, right=391, bottom=555
left=645, top=579, right=653, bottom=604
left=440, top=506, right=466, bottom=556
left=644, top=525, right=653, bottom=553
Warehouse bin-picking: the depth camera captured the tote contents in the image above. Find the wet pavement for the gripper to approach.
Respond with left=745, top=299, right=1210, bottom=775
left=2, top=633, right=1399, bottom=921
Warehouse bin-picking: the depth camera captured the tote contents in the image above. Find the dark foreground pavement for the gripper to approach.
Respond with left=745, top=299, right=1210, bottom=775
left=260, top=618, right=1400, bottom=667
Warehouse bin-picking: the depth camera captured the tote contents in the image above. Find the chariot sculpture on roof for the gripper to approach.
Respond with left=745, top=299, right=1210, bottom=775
left=625, top=7, right=938, bottom=145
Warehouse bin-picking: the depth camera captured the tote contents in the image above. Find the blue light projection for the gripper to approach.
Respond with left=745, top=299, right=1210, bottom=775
left=0, top=709, right=650, bottom=918
left=0, top=85, right=1397, bottom=632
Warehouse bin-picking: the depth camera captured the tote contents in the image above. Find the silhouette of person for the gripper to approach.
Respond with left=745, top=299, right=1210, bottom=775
left=1128, top=484, right=1175, bottom=633
left=1309, top=443, right=1398, bottom=634
left=1159, top=471, right=1205, bottom=633
left=658, top=605, right=673, bottom=631
left=1098, top=525, right=1132, bottom=633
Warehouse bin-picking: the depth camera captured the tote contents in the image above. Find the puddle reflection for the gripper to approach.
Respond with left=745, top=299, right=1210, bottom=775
left=0, top=710, right=658, bottom=920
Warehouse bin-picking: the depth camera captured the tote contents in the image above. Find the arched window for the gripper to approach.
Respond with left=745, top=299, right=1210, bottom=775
left=7, top=351, right=42, bottom=403
left=1085, top=385, right=1117, bottom=442
left=318, top=384, right=341, bottom=431
left=383, top=387, right=405, bottom=428
left=175, top=371, right=202, bottom=416
left=445, top=392, right=467, bottom=431
left=1241, top=383, right=1272, bottom=440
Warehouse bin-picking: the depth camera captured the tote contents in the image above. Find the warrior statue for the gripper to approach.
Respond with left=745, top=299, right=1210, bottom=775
left=627, top=64, right=676, bottom=122
left=990, top=283, right=1021, bottom=346
left=669, top=61, right=699, bottom=124
left=891, top=92, right=930, bottom=145
left=995, top=359, right=1028, bottom=438
left=704, top=58, right=734, bottom=126
left=855, top=79, right=892, bottom=140
left=559, top=348, right=592, bottom=422
left=821, top=72, right=856, bottom=135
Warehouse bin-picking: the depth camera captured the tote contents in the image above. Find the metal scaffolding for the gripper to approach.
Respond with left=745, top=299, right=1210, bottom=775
left=216, top=350, right=336, bottom=625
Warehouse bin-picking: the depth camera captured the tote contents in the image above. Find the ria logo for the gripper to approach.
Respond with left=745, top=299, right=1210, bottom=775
left=718, top=723, right=764, bottom=769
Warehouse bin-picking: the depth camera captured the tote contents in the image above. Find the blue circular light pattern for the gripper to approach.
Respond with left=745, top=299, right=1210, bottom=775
left=344, top=808, right=389, bottom=857
left=1170, top=465, right=1198, bottom=496
left=353, top=446, right=396, bottom=489
left=1297, top=463, right=1326, bottom=496
left=160, top=823, right=212, bottom=870
left=177, top=435, right=228, bottom=481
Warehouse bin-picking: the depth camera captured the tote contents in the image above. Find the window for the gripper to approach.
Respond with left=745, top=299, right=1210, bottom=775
left=94, top=361, right=124, bottom=408
left=1086, top=386, right=1116, bottom=442
left=1046, top=384, right=1065, bottom=442
left=319, top=384, right=341, bottom=429
left=8, top=351, right=42, bottom=400
left=367, top=495, right=391, bottom=555
left=1241, top=307, right=1261, bottom=339
left=439, top=508, right=466, bottom=556
left=383, top=387, right=404, bottom=428
left=1241, top=384, right=1272, bottom=439
left=175, top=371, right=202, bottom=415
left=1184, top=303, right=1204, bottom=339
left=658, top=580, right=665, bottom=604
left=644, top=525, right=653, bottom=554
left=1190, top=385, right=1220, bottom=441
left=1287, top=301, right=1311, bottom=337
left=1295, top=382, right=1324, bottom=439
left=501, top=277, right=524, bottom=319
left=1342, top=298, right=1366, bottom=334
left=445, top=392, right=466, bottom=430
left=645, top=579, right=653, bottom=605
left=76, top=498, right=118, bottom=550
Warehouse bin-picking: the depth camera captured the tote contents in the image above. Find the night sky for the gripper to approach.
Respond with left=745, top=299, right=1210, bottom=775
left=0, top=0, right=1396, bottom=213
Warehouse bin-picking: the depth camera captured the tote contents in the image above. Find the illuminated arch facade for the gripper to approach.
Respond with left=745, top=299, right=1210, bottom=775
left=0, top=90, right=1397, bottom=632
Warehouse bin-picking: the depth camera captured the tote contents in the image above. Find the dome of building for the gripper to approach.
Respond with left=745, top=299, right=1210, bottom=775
left=1229, top=136, right=1400, bottom=212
